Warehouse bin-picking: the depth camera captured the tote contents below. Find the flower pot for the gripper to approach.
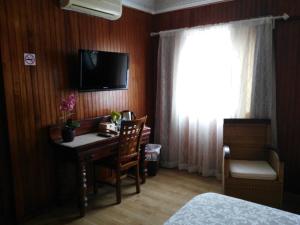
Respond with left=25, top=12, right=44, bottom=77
left=61, top=127, right=76, bottom=142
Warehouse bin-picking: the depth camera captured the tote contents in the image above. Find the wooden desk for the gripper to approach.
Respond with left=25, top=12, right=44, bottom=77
left=49, top=116, right=151, bottom=217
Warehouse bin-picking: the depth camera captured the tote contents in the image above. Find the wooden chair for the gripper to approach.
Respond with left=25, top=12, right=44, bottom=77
left=223, top=119, right=284, bottom=208
left=95, top=116, right=147, bottom=204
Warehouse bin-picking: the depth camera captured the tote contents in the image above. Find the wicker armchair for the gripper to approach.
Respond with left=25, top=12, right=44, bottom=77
left=223, top=119, right=284, bottom=208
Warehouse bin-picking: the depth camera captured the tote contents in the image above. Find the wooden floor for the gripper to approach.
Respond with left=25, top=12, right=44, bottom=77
left=26, top=169, right=222, bottom=225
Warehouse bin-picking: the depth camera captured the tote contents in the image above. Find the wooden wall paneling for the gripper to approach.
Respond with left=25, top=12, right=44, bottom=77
left=0, top=56, right=15, bottom=224
left=153, top=0, right=300, bottom=195
left=275, top=0, right=300, bottom=16
left=0, top=1, right=20, bottom=223
left=4, top=0, right=299, bottom=221
left=52, top=1, right=64, bottom=119
left=47, top=0, right=60, bottom=125
left=147, top=35, right=159, bottom=134
left=2, top=0, right=28, bottom=220
left=22, top=0, right=38, bottom=215
left=275, top=20, right=300, bottom=194
left=30, top=0, right=43, bottom=211
left=154, top=0, right=276, bottom=32
left=0, top=0, right=153, bottom=221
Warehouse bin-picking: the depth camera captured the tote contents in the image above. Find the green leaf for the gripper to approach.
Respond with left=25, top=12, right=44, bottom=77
left=66, top=120, right=80, bottom=129
left=111, top=111, right=121, bottom=122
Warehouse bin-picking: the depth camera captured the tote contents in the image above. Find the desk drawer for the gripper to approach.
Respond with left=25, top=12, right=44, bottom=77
left=79, top=145, right=117, bottom=161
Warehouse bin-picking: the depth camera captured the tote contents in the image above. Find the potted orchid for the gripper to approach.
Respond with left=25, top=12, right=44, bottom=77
left=59, top=93, right=80, bottom=142
left=111, top=111, right=122, bottom=131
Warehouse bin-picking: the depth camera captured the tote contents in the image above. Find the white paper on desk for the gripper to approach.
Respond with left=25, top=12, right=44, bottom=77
left=59, top=133, right=108, bottom=148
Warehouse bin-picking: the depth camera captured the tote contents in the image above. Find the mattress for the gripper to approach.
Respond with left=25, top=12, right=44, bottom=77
left=164, top=193, right=300, bottom=225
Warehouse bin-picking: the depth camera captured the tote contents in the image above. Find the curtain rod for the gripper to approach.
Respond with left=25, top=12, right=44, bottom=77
left=150, top=13, right=290, bottom=37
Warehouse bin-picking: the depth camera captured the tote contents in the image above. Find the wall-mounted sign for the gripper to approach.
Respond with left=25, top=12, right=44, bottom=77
left=24, top=53, right=36, bottom=66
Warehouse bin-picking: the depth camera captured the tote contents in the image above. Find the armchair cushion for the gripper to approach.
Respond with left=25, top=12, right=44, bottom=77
left=230, top=160, right=277, bottom=180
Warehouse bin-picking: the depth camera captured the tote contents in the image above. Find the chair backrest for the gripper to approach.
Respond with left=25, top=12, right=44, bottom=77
left=118, top=116, right=147, bottom=164
left=223, top=119, right=271, bottom=160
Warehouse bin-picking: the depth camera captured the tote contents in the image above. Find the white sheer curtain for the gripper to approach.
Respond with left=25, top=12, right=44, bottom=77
left=155, top=18, right=276, bottom=177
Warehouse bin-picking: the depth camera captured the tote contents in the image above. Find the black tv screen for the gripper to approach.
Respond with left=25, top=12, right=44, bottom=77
left=78, top=49, right=129, bottom=91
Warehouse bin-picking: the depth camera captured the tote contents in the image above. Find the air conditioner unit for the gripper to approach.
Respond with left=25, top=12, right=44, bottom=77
left=60, top=0, right=122, bottom=20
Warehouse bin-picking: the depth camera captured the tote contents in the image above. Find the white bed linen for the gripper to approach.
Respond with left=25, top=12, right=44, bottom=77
left=164, top=193, right=300, bottom=225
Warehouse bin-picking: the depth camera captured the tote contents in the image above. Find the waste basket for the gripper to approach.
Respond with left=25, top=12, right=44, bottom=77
left=145, top=144, right=161, bottom=176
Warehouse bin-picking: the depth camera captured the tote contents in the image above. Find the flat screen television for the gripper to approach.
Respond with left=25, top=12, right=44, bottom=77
left=78, top=49, right=129, bottom=91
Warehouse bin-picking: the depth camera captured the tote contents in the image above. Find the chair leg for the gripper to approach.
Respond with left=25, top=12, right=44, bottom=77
left=136, top=164, right=140, bottom=193
left=116, top=169, right=121, bottom=204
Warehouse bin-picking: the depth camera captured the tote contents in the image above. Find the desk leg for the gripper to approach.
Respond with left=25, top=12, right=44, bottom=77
left=77, top=161, right=88, bottom=217
left=140, top=144, right=146, bottom=184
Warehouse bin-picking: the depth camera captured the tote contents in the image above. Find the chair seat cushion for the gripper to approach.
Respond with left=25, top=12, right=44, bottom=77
left=230, top=160, right=277, bottom=180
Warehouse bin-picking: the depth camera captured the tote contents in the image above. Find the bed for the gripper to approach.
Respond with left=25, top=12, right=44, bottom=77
left=164, top=193, right=300, bottom=225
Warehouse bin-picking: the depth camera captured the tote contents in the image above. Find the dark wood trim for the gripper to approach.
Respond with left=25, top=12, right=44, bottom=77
left=283, top=192, right=300, bottom=214
left=224, top=119, right=271, bottom=124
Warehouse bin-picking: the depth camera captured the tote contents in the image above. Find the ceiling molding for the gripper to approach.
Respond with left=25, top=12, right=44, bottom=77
left=122, top=0, right=229, bottom=15
left=154, top=0, right=230, bottom=14
left=123, top=0, right=155, bottom=14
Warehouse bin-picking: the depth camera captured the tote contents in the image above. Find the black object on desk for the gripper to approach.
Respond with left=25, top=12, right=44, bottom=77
left=98, top=132, right=114, bottom=137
